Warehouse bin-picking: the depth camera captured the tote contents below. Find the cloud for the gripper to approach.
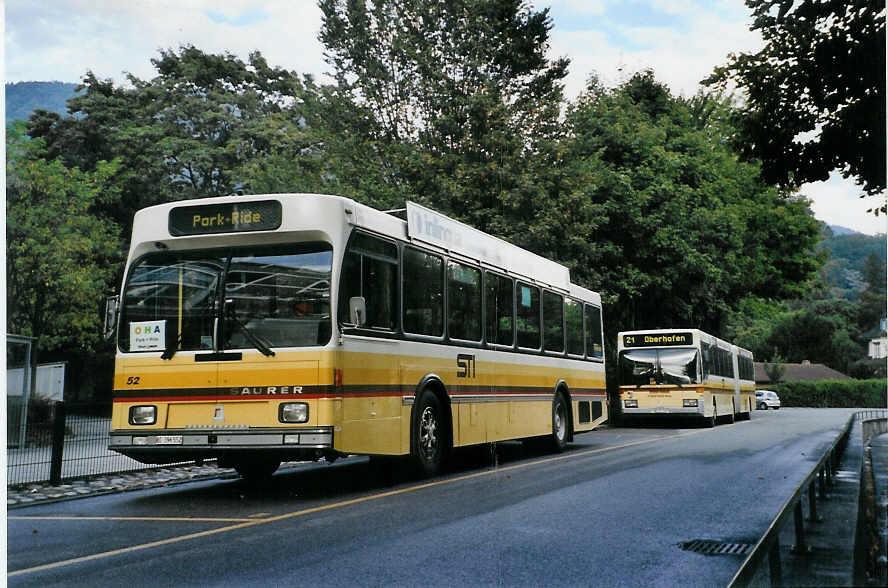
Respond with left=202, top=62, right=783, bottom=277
left=206, top=8, right=270, bottom=27
left=4, top=1, right=327, bottom=84
left=802, top=174, right=887, bottom=236
left=543, top=0, right=763, bottom=98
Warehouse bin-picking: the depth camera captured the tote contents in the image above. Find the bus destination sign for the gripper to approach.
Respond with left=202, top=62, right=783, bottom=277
left=169, top=200, right=282, bottom=236
left=622, top=332, right=694, bottom=348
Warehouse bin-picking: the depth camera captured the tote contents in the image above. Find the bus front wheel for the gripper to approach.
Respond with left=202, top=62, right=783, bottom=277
left=234, top=458, right=280, bottom=482
left=705, top=399, right=716, bottom=428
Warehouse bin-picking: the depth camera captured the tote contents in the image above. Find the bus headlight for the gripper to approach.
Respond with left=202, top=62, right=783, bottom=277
left=129, top=405, right=156, bottom=425
left=683, top=399, right=698, bottom=407
left=624, top=399, right=638, bottom=408
left=280, top=402, right=309, bottom=423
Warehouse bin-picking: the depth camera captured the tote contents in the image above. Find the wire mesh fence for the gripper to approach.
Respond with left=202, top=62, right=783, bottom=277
left=5, top=400, right=188, bottom=486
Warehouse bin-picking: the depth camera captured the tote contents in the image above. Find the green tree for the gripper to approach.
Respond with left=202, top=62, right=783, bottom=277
left=565, top=72, right=822, bottom=335
left=724, top=296, right=789, bottom=352
left=27, top=46, right=316, bottom=234
left=316, top=0, right=571, bottom=227
left=6, top=122, right=121, bottom=353
left=764, top=353, right=786, bottom=383
left=858, top=251, right=888, bottom=329
left=762, top=299, right=864, bottom=372
left=706, top=0, right=886, bottom=210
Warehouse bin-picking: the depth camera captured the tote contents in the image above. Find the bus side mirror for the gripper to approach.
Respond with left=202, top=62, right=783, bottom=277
left=349, top=297, right=366, bottom=326
left=103, top=295, right=119, bottom=340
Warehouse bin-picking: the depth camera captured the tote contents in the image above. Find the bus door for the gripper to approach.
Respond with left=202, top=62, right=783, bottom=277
left=731, top=351, right=741, bottom=415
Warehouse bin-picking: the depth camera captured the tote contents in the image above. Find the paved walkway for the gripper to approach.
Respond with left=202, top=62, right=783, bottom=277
left=868, top=431, right=888, bottom=586
left=6, top=463, right=233, bottom=508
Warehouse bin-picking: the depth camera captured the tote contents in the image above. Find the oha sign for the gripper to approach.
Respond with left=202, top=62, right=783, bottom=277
left=130, top=320, right=166, bottom=351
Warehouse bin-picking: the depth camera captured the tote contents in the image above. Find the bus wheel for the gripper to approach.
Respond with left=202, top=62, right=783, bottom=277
left=705, top=400, right=716, bottom=428
left=234, top=458, right=280, bottom=482
left=728, top=401, right=736, bottom=424
left=413, top=390, right=447, bottom=477
left=551, top=393, right=569, bottom=452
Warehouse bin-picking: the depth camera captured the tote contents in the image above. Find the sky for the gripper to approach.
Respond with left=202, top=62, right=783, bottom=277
left=4, top=0, right=886, bottom=235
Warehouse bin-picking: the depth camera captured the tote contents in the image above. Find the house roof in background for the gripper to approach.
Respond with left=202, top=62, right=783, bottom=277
left=754, top=361, right=851, bottom=383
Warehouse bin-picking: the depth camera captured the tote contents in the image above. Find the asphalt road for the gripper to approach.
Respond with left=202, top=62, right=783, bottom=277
left=7, top=408, right=857, bottom=588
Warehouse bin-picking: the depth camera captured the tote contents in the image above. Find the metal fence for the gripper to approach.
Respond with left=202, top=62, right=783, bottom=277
left=5, top=400, right=192, bottom=486
left=728, top=409, right=888, bottom=587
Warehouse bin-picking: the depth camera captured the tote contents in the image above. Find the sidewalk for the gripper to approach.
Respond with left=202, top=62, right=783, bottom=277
left=6, top=463, right=233, bottom=508
left=868, top=432, right=888, bottom=585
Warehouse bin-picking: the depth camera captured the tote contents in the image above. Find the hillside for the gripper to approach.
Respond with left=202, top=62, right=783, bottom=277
left=819, top=227, right=887, bottom=300
left=6, top=81, right=79, bottom=124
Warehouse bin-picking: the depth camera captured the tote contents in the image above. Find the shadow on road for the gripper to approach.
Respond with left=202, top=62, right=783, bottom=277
left=123, top=439, right=591, bottom=509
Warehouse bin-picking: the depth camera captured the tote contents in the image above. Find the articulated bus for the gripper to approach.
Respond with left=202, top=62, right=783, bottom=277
left=617, top=329, right=754, bottom=426
left=107, top=193, right=608, bottom=479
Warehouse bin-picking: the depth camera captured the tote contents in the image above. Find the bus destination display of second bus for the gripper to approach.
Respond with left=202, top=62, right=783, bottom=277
left=622, top=332, right=693, bottom=347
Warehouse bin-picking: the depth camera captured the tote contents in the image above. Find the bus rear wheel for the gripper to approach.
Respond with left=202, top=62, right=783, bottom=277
left=550, top=393, right=569, bottom=452
left=413, top=390, right=448, bottom=477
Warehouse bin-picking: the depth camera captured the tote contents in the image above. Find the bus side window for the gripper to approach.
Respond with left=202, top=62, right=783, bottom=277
left=447, top=261, right=481, bottom=341
left=585, top=304, right=603, bottom=359
left=565, top=298, right=584, bottom=356
left=702, top=343, right=712, bottom=378
left=338, top=232, right=398, bottom=331
left=516, top=282, right=541, bottom=350
left=543, top=291, right=564, bottom=353
left=485, top=272, right=514, bottom=347
left=403, top=247, right=444, bottom=337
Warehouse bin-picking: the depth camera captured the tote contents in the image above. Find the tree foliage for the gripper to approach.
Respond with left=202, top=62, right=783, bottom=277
left=566, top=72, right=821, bottom=334
left=319, top=0, right=567, bottom=147
left=706, top=0, right=885, bottom=206
left=6, top=122, right=121, bottom=352
left=27, top=46, right=317, bottom=233
left=10, top=8, right=845, bottom=393
left=858, top=251, right=888, bottom=329
left=316, top=0, right=571, bottom=226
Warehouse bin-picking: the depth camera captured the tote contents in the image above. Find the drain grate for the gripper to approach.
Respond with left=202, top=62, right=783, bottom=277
left=680, top=539, right=754, bottom=556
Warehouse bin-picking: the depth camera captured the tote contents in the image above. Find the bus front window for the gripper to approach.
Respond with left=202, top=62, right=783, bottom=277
left=619, top=349, right=658, bottom=386
left=657, top=348, right=699, bottom=385
left=619, top=348, right=700, bottom=386
left=120, top=254, right=225, bottom=353
left=222, top=245, right=333, bottom=349
left=119, top=243, right=332, bottom=353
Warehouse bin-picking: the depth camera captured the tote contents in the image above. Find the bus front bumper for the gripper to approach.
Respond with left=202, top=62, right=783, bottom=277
left=109, top=427, right=334, bottom=464
left=621, top=403, right=706, bottom=417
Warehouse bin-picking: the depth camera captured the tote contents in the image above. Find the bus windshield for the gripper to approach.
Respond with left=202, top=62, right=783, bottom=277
left=619, top=348, right=699, bottom=386
left=119, top=243, right=332, bottom=353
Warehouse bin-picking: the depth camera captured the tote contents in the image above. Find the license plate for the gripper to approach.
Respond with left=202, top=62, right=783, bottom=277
left=155, top=435, right=183, bottom=445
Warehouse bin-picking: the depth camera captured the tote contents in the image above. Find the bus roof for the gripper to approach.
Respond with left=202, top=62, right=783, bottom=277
left=617, top=328, right=751, bottom=355
left=128, top=193, right=598, bottom=302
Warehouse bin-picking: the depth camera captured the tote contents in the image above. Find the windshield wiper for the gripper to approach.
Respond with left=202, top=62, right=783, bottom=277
left=161, top=333, right=181, bottom=360
left=227, top=313, right=275, bottom=357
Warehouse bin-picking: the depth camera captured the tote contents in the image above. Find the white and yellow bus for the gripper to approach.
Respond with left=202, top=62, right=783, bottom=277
left=107, top=194, right=608, bottom=479
left=617, top=329, right=754, bottom=426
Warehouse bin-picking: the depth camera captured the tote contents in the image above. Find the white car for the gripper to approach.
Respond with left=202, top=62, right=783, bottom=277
left=755, top=389, right=781, bottom=410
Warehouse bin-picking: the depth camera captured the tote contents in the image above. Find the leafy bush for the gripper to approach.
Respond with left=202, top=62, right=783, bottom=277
left=771, top=379, right=887, bottom=408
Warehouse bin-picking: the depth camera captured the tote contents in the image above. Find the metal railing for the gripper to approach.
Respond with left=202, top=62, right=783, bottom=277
left=5, top=401, right=193, bottom=486
left=728, top=409, right=888, bottom=587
